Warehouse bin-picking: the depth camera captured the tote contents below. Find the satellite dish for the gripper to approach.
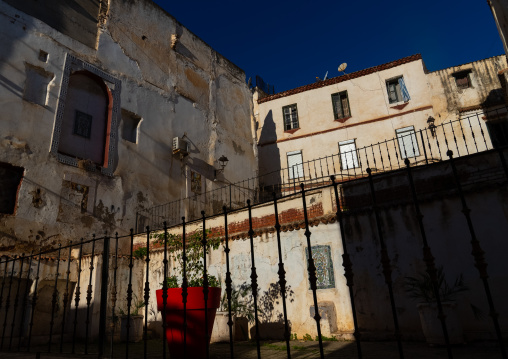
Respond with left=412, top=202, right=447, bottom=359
left=338, top=63, right=347, bottom=72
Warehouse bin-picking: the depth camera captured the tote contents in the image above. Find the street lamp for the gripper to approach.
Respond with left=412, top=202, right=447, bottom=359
left=427, top=116, right=437, bottom=137
left=214, top=155, right=229, bottom=181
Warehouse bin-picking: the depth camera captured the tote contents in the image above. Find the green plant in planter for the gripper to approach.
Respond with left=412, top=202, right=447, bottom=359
left=118, top=294, right=146, bottom=316
left=153, top=229, right=221, bottom=288
left=219, top=285, right=255, bottom=323
left=404, top=266, right=468, bottom=303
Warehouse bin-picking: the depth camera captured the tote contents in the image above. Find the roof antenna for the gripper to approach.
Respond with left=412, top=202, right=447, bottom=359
left=323, top=71, right=328, bottom=81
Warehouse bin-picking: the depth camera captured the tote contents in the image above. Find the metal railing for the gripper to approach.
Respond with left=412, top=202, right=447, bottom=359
left=138, top=106, right=508, bottom=231
left=0, top=149, right=507, bottom=358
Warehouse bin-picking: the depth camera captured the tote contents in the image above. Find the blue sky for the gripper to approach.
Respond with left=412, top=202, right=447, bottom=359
left=153, top=0, right=504, bottom=93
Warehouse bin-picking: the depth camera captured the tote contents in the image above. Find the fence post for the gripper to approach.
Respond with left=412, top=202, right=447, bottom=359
left=98, top=234, right=110, bottom=358
left=420, top=129, right=428, bottom=165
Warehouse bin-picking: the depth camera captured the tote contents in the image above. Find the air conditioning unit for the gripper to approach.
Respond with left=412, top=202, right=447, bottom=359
left=172, top=137, right=189, bottom=156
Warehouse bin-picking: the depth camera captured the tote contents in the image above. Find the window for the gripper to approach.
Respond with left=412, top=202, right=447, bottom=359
left=57, top=72, right=109, bottom=165
left=386, top=76, right=410, bottom=104
left=283, top=104, right=299, bottom=131
left=50, top=54, right=121, bottom=176
left=287, top=150, right=304, bottom=179
left=338, top=139, right=359, bottom=169
left=331, top=91, right=350, bottom=120
left=453, top=70, right=472, bottom=90
left=396, top=126, right=420, bottom=158
left=0, top=162, right=24, bottom=215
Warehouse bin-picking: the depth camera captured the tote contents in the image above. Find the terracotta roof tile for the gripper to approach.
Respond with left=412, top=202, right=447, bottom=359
left=258, top=54, right=423, bottom=104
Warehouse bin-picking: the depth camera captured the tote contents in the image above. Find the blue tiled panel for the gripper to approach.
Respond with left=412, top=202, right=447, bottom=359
left=305, top=245, right=335, bottom=289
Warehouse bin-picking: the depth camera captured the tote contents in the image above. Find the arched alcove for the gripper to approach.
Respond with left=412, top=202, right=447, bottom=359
left=57, top=71, right=112, bottom=166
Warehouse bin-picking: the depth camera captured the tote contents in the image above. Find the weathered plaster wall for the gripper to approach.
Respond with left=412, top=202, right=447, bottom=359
left=2, top=0, right=103, bottom=49
left=339, top=150, right=508, bottom=340
left=0, top=0, right=257, bottom=254
left=427, top=55, right=507, bottom=123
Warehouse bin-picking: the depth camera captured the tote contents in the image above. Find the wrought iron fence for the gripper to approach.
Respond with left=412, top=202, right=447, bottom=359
left=0, top=148, right=507, bottom=359
left=139, top=106, right=508, bottom=231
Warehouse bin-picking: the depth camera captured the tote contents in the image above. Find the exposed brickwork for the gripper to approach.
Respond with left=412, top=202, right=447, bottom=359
left=258, top=54, right=422, bottom=104
left=136, top=203, right=327, bottom=252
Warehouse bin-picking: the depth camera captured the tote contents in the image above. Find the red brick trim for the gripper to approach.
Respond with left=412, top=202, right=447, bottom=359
left=334, top=116, right=351, bottom=124
left=137, top=203, right=328, bottom=253
left=284, top=128, right=300, bottom=134
left=390, top=102, right=409, bottom=110
left=258, top=54, right=422, bottom=104
left=258, top=105, right=433, bottom=147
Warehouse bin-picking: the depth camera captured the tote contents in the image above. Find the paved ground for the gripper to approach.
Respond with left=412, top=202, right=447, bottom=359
left=0, top=339, right=504, bottom=358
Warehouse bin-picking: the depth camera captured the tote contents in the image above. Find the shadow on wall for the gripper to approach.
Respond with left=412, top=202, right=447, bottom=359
left=245, top=282, right=295, bottom=340
left=0, top=5, right=37, bottom=99
left=481, top=88, right=508, bottom=149
left=481, top=88, right=506, bottom=109
left=3, top=0, right=100, bottom=48
left=257, top=110, right=282, bottom=199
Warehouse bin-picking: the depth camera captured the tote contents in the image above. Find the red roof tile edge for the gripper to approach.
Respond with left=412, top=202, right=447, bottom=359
left=258, top=54, right=422, bottom=104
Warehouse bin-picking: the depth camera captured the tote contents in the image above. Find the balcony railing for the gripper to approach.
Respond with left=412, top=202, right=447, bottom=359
left=138, top=106, right=508, bottom=231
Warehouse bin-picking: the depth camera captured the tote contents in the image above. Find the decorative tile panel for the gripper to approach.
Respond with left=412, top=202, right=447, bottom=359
left=305, top=245, right=335, bottom=289
left=191, top=171, right=202, bottom=194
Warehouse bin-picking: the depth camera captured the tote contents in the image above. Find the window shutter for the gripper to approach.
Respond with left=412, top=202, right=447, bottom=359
left=287, top=151, right=304, bottom=179
left=387, top=82, right=398, bottom=103
left=332, top=94, right=342, bottom=119
left=283, top=107, right=291, bottom=130
left=396, top=127, right=419, bottom=158
left=398, top=77, right=411, bottom=102
left=341, top=95, right=350, bottom=118
left=339, top=140, right=358, bottom=169
left=291, top=106, right=299, bottom=128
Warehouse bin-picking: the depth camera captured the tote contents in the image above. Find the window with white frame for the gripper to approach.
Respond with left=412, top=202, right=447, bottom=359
left=283, top=104, right=299, bottom=131
left=396, top=126, right=420, bottom=158
left=338, top=139, right=359, bottom=169
left=331, top=91, right=351, bottom=120
left=287, top=150, right=304, bottom=179
left=386, top=76, right=410, bottom=104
